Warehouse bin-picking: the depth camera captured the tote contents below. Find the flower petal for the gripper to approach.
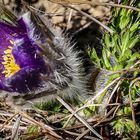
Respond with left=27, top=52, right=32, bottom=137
left=0, top=20, right=47, bottom=92
left=0, top=66, right=41, bottom=92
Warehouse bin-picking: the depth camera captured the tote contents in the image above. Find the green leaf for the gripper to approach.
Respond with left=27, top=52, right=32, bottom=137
left=124, top=107, right=131, bottom=114
left=130, top=21, right=140, bottom=32
left=104, top=33, right=111, bottom=47
left=83, top=106, right=95, bottom=116
left=123, top=49, right=132, bottom=59
left=119, top=10, right=130, bottom=29
left=88, top=48, right=101, bottom=67
left=27, top=125, right=40, bottom=133
left=121, top=31, right=130, bottom=54
left=102, top=49, right=112, bottom=69
left=128, top=36, right=139, bottom=49
left=126, top=52, right=140, bottom=68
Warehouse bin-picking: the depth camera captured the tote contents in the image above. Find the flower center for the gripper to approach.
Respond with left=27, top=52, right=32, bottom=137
left=1, top=40, right=20, bottom=77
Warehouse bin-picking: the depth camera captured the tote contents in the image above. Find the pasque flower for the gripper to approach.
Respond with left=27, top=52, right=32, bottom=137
left=0, top=19, right=47, bottom=93
left=0, top=6, right=85, bottom=99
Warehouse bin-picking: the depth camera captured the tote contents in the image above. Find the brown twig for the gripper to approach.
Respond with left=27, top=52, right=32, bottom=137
left=90, top=77, right=121, bottom=102
left=29, top=5, right=69, bottom=17
left=75, top=106, right=119, bottom=140
left=0, top=124, right=26, bottom=130
left=62, top=4, right=114, bottom=33
left=0, top=113, right=19, bottom=131
left=11, top=115, right=21, bottom=140
left=106, top=80, right=122, bottom=105
left=49, top=0, right=140, bottom=12
left=73, top=21, right=93, bottom=35
left=19, top=111, right=61, bottom=139
left=64, top=130, right=100, bottom=140
left=56, top=95, right=103, bottom=139
left=106, top=68, right=140, bottom=76
left=129, top=77, right=140, bottom=138
left=66, top=8, right=73, bottom=30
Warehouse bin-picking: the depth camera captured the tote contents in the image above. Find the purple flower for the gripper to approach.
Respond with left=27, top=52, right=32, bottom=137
left=0, top=7, right=85, bottom=101
left=0, top=13, right=48, bottom=93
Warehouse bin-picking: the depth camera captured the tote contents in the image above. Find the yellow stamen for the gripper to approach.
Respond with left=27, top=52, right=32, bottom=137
left=2, top=41, right=20, bottom=78
left=4, top=48, right=12, bottom=54
left=9, top=40, right=15, bottom=45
